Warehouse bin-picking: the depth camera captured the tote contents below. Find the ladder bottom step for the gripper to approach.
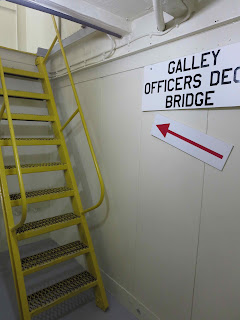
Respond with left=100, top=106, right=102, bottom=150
left=22, top=241, right=89, bottom=275
left=28, top=271, right=97, bottom=316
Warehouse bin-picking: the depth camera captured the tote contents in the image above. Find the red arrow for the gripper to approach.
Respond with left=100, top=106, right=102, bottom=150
left=156, top=123, right=223, bottom=159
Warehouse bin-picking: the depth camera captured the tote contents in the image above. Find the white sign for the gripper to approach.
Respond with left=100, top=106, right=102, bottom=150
left=151, top=115, right=233, bottom=170
left=143, top=42, right=240, bottom=111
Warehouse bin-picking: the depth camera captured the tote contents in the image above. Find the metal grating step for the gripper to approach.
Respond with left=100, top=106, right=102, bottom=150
left=10, top=186, right=74, bottom=206
left=5, top=162, right=67, bottom=175
left=21, top=241, right=89, bottom=276
left=0, top=137, right=61, bottom=146
left=1, top=113, right=54, bottom=122
left=28, top=271, right=97, bottom=316
left=16, top=213, right=81, bottom=241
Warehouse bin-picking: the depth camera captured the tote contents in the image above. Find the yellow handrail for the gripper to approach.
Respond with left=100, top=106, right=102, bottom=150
left=0, top=58, right=27, bottom=230
left=60, top=109, right=78, bottom=132
left=50, top=15, right=105, bottom=215
left=43, top=35, right=58, bottom=64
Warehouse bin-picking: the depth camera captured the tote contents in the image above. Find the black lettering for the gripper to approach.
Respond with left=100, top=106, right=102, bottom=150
left=158, top=80, right=164, bottom=92
left=184, top=75, right=192, bottom=89
left=168, top=61, right=175, bottom=74
left=145, top=83, right=151, bottom=94
left=174, top=95, right=181, bottom=107
left=182, top=94, right=185, bottom=107
left=212, top=49, right=221, bottom=66
left=234, top=66, right=240, bottom=83
left=193, top=74, right=202, bottom=89
left=205, top=91, right=214, bottom=106
left=151, top=81, right=157, bottom=93
left=201, top=52, right=210, bottom=68
left=164, top=80, right=167, bottom=92
left=192, top=56, right=200, bottom=70
left=186, top=93, right=194, bottom=107
left=183, top=58, right=191, bottom=72
left=175, top=77, right=183, bottom=91
left=176, top=60, right=182, bottom=73
left=221, top=68, right=232, bottom=85
left=166, top=96, right=173, bottom=108
left=195, top=92, right=204, bottom=106
left=167, top=79, right=174, bottom=91
left=210, top=70, right=220, bottom=86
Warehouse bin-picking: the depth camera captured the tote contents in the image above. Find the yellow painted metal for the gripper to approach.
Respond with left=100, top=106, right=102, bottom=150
left=16, top=214, right=82, bottom=241
left=0, top=101, right=5, bottom=120
left=36, top=57, right=84, bottom=216
left=43, top=35, right=58, bottom=64
left=10, top=188, right=74, bottom=207
left=0, top=148, right=30, bottom=319
left=22, top=245, right=90, bottom=276
left=0, top=89, right=49, bottom=100
left=0, top=58, right=27, bottom=231
left=0, top=15, right=109, bottom=318
left=36, top=55, right=109, bottom=312
left=61, top=108, right=78, bottom=131
left=5, top=162, right=67, bottom=175
left=0, top=138, right=61, bottom=146
left=0, top=174, right=23, bottom=320
left=0, top=44, right=36, bottom=56
left=3, top=67, right=44, bottom=79
left=30, top=279, right=98, bottom=317
left=1, top=113, right=54, bottom=122
left=52, top=16, right=105, bottom=215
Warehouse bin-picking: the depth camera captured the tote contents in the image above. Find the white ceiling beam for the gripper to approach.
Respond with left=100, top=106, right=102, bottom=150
left=50, top=0, right=131, bottom=36
left=5, top=0, right=131, bottom=38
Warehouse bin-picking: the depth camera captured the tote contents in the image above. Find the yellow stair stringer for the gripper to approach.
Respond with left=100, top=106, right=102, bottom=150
left=0, top=147, right=30, bottom=320
left=36, top=56, right=109, bottom=312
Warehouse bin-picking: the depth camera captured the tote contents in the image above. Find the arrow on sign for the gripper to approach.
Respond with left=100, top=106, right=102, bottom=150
left=156, top=123, right=223, bottom=159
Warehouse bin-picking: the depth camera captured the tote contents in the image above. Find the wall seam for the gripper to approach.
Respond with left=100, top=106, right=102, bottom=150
left=190, top=110, right=209, bottom=320
left=131, top=111, right=143, bottom=296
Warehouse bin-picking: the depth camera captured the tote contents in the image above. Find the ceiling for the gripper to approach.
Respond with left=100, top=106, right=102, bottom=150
left=82, top=0, right=154, bottom=20
left=81, top=0, right=190, bottom=20
left=5, top=0, right=193, bottom=39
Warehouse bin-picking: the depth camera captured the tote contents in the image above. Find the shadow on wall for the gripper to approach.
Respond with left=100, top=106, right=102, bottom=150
left=0, top=239, right=95, bottom=320
left=55, top=88, right=93, bottom=210
left=64, top=119, right=110, bottom=231
left=54, top=88, right=109, bottom=230
left=89, top=188, right=110, bottom=231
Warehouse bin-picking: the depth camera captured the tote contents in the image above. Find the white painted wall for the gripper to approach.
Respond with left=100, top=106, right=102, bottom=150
left=48, top=1, right=240, bottom=319
left=0, top=2, right=17, bottom=49
left=0, top=0, right=239, bottom=319
left=25, top=7, right=56, bottom=53
left=61, top=19, right=83, bottom=40
left=0, top=4, right=56, bottom=53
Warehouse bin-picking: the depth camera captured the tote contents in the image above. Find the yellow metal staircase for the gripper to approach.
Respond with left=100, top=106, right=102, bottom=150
left=0, top=16, right=108, bottom=320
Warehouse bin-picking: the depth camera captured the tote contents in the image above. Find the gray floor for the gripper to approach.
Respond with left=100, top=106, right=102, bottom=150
left=0, top=239, right=137, bottom=320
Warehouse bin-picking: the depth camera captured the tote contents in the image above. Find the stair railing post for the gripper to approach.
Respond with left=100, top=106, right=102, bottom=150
left=0, top=58, right=27, bottom=230
left=50, top=15, right=105, bottom=215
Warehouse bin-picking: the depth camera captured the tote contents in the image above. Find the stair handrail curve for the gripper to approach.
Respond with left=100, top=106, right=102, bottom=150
left=0, top=58, right=27, bottom=231
left=45, top=16, right=105, bottom=215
